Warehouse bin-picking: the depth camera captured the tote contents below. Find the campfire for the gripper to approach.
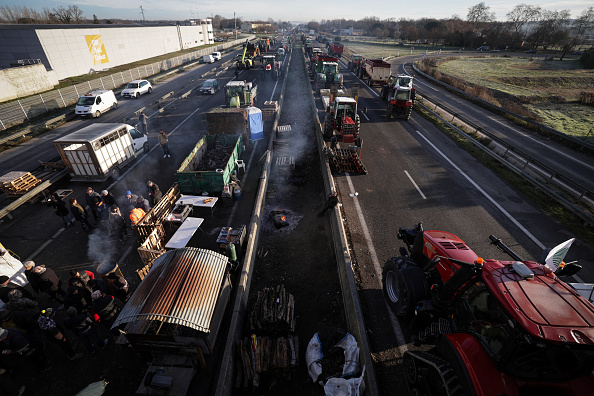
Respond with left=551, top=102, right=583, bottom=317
left=270, top=209, right=289, bottom=229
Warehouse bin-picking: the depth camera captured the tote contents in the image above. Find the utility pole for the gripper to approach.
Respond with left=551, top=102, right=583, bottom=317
left=234, top=12, right=237, bottom=40
left=139, top=6, right=145, bottom=22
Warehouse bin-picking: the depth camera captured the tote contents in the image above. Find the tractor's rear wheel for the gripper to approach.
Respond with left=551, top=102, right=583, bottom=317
left=387, top=104, right=394, bottom=118
left=382, top=257, right=429, bottom=317
left=323, top=115, right=333, bottom=139
left=354, top=115, right=361, bottom=134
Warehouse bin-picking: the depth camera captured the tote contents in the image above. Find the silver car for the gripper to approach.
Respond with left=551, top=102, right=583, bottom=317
left=121, top=79, right=153, bottom=99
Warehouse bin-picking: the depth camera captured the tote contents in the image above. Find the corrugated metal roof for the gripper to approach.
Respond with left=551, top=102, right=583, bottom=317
left=113, top=248, right=229, bottom=334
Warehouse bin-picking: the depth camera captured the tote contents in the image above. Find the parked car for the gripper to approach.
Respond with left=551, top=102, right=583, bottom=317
left=200, top=79, right=220, bottom=95
left=572, top=51, right=583, bottom=55
left=211, top=52, right=222, bottom=61
left=476, top=46, right=490, bottom=51
left=525, top=49, right=537, bottom=54
left=121, top=79, right=152, bottom=99
left=75, top=90, right=118, bottom=118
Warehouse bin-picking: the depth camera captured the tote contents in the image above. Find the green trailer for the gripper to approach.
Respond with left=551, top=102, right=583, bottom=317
left=175, top=134, right=243, bottom=195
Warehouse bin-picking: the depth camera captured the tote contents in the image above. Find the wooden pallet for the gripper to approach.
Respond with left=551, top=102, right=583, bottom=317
left=262, top=101, right=279, bottom=120
left=0, top=171, right=41, bottom=196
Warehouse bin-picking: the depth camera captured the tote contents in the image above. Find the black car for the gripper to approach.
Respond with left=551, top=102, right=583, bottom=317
left=200, top=79, right=220, bottom=95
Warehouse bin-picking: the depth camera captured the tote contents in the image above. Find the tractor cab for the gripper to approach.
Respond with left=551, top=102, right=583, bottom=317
left=225, top=80, right=253, bottom=108
left=262, top=55, right=276, bottom=71
left=351, top=54, right=363, bottom=63
left=327, top=97, right=359, bottom=144
left=323, top=62, right=339, bottom=75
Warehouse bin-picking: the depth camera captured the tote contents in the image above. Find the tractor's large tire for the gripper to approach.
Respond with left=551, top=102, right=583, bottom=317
left=323, top=115, right=333, bottom=139
left=382, top=257, right=429, bottom=317
left=387, top=104, right=394, bottom=119
left=380, top=86, right=387, bottom=101
left=405, top=107, right=413, bottom=120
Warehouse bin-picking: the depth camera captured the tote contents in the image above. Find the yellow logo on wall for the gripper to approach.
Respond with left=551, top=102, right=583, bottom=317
left=85, top=35, right=109, bottom=65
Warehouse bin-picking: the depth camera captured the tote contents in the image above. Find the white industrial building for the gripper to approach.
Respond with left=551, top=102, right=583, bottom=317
left=0, top=20, right=214, bottom=81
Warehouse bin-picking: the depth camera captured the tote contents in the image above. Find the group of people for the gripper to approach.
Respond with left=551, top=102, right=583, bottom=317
left=49, top=182, right=164, bottom=236
left=0, top=261, right=131, bottom=395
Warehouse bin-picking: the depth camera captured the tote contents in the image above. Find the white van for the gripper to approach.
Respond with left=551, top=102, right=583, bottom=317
left=211, top=52, right=222, bottom=61
left=75, top=90, right=118, bottom=118
left=203, top=54, right=215, bottom=64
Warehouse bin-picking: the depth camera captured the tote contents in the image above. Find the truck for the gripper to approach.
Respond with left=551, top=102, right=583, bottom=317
left=328, top=39, right=344, bottom=58
left=310, top=54, right=343, bottom=91
left=358, top=59, right=391, bottom=87
left=206, top=107, right=264, bottom=147
left=175, top=134, right=244, bottom=195
left=380, top=74, right=415, bottom=119
left=224, top=80, right=257, bottom=108
left=54, top=123, right=149, bottom=181
left=383, top=223, right=594, bottom=396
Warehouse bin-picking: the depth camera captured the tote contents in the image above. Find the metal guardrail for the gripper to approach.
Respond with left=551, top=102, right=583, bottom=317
left=415, top=94, right=594, bottom=226
left=0, top=36, right=254, bottom=131
left=411, top=62, right=594, bottom=154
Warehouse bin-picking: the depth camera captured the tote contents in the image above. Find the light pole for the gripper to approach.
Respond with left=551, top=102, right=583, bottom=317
left=234, top=12, right=237, bottom=40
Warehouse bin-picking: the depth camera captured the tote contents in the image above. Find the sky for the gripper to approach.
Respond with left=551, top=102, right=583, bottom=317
left=2, top=0, right=592, bottom=23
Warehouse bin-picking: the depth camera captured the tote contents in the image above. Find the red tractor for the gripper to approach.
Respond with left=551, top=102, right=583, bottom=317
left=380, top=74, right=415, bottom=119
left=383, top=223, right=594, bottom=396
left=323, top=96, right=361, bottom=144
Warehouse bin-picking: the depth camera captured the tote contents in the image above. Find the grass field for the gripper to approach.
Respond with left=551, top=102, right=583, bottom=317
left=434, top=57, right=594, bottom=138
left=343, top=40, right=450, bottom=59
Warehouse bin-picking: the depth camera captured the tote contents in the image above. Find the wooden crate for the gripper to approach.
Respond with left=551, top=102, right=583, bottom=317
left=137, top=227, right=166, bottom=276
left=0, top=171, right=41, bottom=197
left=133, top=183, right=180, bottom=239
left=262, top=101, right=278, bottom=120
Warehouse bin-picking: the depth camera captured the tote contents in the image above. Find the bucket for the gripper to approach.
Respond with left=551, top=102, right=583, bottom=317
left=233, top=188, right=242, bottom=201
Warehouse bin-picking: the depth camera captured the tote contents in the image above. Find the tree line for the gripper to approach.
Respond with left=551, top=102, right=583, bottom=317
left=307, top=3, right=594, bottom=56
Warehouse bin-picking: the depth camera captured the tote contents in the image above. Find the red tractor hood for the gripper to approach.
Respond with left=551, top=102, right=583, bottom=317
left=483, top=259, right=594, bottom=345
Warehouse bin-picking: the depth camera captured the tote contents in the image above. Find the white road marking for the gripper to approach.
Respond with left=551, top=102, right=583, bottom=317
left=361, top=112, right=369, bottom=121
left=405, top=170, right=426, bottom=199
left=345, top=173, right=408, bottom=350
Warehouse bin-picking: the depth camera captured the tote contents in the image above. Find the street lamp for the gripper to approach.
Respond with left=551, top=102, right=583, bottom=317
left=234, top=12, right=237, bottom=40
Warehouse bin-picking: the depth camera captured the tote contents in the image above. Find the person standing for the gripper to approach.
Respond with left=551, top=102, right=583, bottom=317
left=0, top=327, right=48, bottom=372
left=106, top=273, right=130, bottom=304
left=63, top=307, right=108, bottom=354
left=318, top=191, right=339, bottom=216
left=69, top=198, right=90, bottom=231
left=33, top=266, right=66, bottom=305
left=135, top=196, right=150, bottom=213
left=100, top=190, right=117, bottom=209
left=49, top=193, right=73, bottom=228
left=119, top=190, right=138, bottom=210
left=85, top=187, right=102, bottom=222
left=128, top=205, right=146, bottom=226
left=138, top=112, right=148, bottom=134
left=37, top=308, right=83, bottom=361
left=22, top=261, right=40, bottom=295
left=146, top=181, right=162, bottom=206
left=158, top=129, right=170, bottom=158
left=90, top=291, right=120, bottom=336
left=108, top=205, right=127, bottom=242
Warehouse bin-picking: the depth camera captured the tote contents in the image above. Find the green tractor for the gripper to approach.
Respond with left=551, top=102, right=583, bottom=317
left=225, top=80, right=258, bottom=108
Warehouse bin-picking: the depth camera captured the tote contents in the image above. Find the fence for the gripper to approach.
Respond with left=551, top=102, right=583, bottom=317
left=0, top=36, right=252, bottom=131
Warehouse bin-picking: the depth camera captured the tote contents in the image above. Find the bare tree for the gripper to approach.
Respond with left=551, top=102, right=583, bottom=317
left=0, top=5, right=51, bottom=23
left=559, top=7, right=594, bottom=59
left=51, top=6, right=72, bottom=24
left=467, top=2, right=495, bottom=26
left=526, top=9, right=570, bottom=50
left=506, top=4, right=541, bottom=49
left=70, top=5, right=84, bottom=24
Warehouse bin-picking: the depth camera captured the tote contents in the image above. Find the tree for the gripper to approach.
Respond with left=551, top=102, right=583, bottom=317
left=467, top=2, right=495, bottom=26
left=506, top=4, right=541, bottom=48
left=559, top=7, right=594, bottom=59
left=526, top=9, right=570, bottom=50
left=307, top=21, right=320, bottom=32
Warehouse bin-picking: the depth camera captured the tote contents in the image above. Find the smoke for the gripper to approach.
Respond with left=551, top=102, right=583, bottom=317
left=86, top=227, right=117, bottom=265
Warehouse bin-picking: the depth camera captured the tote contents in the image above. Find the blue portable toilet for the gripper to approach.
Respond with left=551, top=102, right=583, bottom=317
left=246, top=107, right=263, bottom=141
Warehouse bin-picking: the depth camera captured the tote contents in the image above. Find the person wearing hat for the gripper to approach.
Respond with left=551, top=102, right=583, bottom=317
left=108, top=205, right=126, bottom=242
left=135, top=195, right=150, bottom=213
left=6, top=290, right=38, bottom=317
left=0, top=308, right=38, bottom=333
left=22, top=261, right=40, bottom=295
left=0, top=276, right=33, bottom=305
left=33, top=266, right=66, bottom=305
left=69, top=197, right=91, bottom=231
left=37, top=308, right=82, bottom=361
left=158, top=129, right=170, bottom=158
left=49, top=192, right=73, bottom=228
left=138, top=111, right=148, bottom=134
left=64, top=285, right=91, bottom=315
left=128, top=205, right=145, bottom=227
left=63, top=306, right=107, bottom=354
left=100, top=190, right=117, bottom=209
left=90, top=291, right=120, bottom=335
left=84, top=187, right=102, bottom=222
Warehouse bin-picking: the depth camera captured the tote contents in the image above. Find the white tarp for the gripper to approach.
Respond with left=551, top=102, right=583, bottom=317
left=246, top=107, right=263, bottom=141
left=0, top=244, right=27, bottom=286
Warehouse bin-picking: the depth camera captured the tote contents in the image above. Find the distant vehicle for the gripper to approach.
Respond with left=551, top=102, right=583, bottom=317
left=214, top=38, right=224, bottom=42
left=211, top=52, right=222, bottom=61
left=200, top=79, right=220, bottom=95
left=476, top=46, right=490, bottom=51
left=203, top=54, right=215, bottom=63
left=75, top=90, right=118, bottom=118
left=525, top=49, right=537, bottom=54
left=572, top=50, right=583, bottom=55
left=121, top=79, right=152, bottom=99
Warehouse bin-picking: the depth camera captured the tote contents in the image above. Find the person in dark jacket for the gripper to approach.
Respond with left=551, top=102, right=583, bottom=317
left=22, top=261, right=40, bottom=295
left=106, top=273, right=130, bottom=303
left=50, top=193, right=73, bottom=228
left=100, top=190, right=117, bottom=209
left=108, top=205, right=127, bottom=242
left=0, top=327, right=47, bottom=371
left=318, top=191, right=339, bottom=216
left=37, top=308, right=82, bottom=361
left=135, top=196, right=150, bottom=212
left=64, top=285, right=92, bottom=314
left=0, top=277, right=33, bottom=305
left=68, top=270, right=95, bottom=292
left=85, top=187, right=102, bottom=222
left=64, top=307, right=107, bottom=353
left=91, top=291, right=120, bottom=336
left=87, top=279, right=110, bottom=296
left=146, top=181, right=162, bottom=206
left=69, top=198, right=90, bottom=231
left=32, top=266, right=66, bottom=304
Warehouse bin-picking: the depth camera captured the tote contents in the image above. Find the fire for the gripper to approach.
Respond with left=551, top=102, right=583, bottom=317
left=281, top=216, right=286, bottom=221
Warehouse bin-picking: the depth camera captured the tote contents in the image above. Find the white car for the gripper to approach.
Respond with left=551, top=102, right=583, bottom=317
left=211, top=52, right=222, bottom=61
left=121, top=79, right=153, bottom=99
